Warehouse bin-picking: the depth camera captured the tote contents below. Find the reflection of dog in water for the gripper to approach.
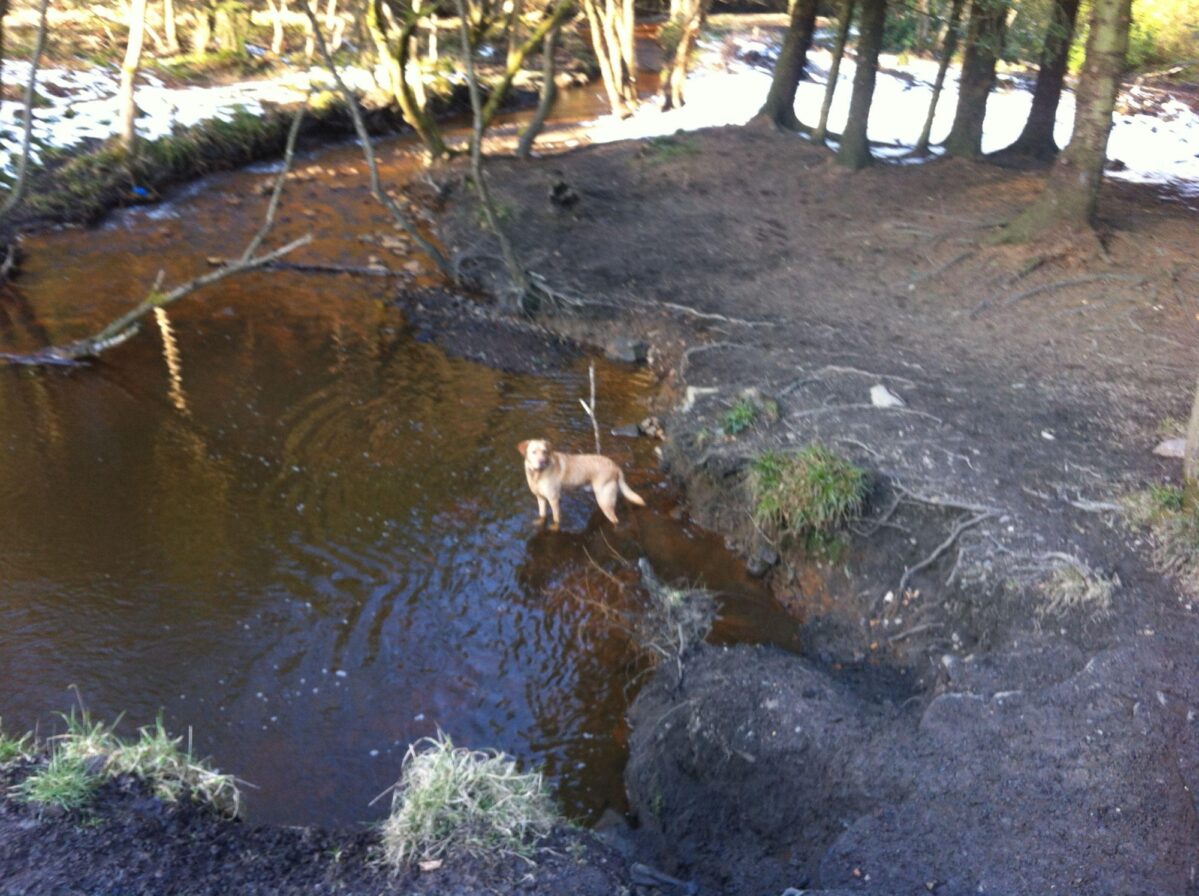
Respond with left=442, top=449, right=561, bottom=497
left=518, top=438, right=645, bottom=529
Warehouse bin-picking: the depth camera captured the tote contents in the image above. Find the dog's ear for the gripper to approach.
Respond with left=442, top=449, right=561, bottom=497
left=517, top=440, right=529, bottom=457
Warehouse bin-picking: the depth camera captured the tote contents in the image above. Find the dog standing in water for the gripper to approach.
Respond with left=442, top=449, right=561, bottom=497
left=517, top=439, right=645, bottom=528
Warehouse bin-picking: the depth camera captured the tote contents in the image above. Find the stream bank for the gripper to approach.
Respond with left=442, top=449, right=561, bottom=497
left=438, top=123, right=1199, bottom=894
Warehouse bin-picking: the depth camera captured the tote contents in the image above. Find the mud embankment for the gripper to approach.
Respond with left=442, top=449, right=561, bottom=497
left=437, top=124, right=1199, bottom=894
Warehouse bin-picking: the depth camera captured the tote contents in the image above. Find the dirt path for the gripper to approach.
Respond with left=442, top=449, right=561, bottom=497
left=441, top=124, right=1199, bottom=894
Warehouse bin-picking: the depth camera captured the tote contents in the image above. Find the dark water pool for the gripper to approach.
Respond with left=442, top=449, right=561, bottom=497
left=0, top=137, right=798, bottom=827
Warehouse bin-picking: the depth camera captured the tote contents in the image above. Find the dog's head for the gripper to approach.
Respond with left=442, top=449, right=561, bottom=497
left=518, top=439, right=552, bottom=472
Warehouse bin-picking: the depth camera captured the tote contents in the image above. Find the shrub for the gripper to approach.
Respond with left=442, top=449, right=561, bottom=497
left=380, top=733, right=558, bottom=870
left=751, top=444, right=868, bottom=542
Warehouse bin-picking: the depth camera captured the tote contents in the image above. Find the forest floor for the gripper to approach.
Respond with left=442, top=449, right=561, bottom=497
left=436, top=124, right=1199, bottom=894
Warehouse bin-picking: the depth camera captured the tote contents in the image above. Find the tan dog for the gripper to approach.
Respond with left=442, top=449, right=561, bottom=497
left=517, top=438, right=645, bottom=528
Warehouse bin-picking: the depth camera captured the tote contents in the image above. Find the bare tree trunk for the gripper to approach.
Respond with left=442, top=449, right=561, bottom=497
left=365, top=0, right=447, bottom=157
left=119, top=0, right=150, bottom=152
left=999, top=0, right=1131, bottom=241
left=755, top=0, right=818, bottom=130
left=913, top=0, right=965, bottom=154
left=581, top=0, right=637, bottom=117
left=0, top=0, right=10, bottom=129
left=998, top=0, right=1081, bottom=159
left=480, top=0, right=575, bottom=129
left=813, top=0, right=855, bottom=144
left=517, top=24, right=559, bottom=157
left=0, top=0, right=49, bottom=220
left=943, top=0, right=1008, bottom=158
left=914, top=0, right=931, bottom=52
left=267, top=0, right=287, bottom=54
left=1186, top=374, right=1199, bottom=507
left=324, top=0, right=343, bottom=51
left=163, top=0, right=180, bottom=52
left=303, top=0, right=318, bottom=59
left=836, top=0, right=886, bottom=168
left=192, top=4, right=214, bottom=53
left=505, top=0, right=524, bottom=69
left=659, top=0, right=706, bottom=110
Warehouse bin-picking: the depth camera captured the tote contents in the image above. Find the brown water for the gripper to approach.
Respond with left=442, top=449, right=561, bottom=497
left=0, top=126, right=797, bottom=827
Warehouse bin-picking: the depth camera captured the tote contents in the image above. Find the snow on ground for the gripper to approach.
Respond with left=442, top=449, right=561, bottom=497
left=0, top=30, right=1195, bottom=200
left=585, top=33, right=1199, bottom=200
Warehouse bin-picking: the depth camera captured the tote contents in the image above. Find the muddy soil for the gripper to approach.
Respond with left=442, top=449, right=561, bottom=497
left=439, top=125, right=1199, bottom=894
left=0, top=760, right=628, bottom=896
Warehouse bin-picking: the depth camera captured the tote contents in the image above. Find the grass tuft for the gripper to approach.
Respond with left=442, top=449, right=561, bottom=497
left=639, top=134, right=700, bottom=163
left=380, top=732, right=558, bottom=870
left=750, top=444, right=868, bottom=543
left=9, top=709, right=239, bottom=816
left=722, top=397, right=758, bottom=435
left=1124, top=484, right=1199, bottom=594
left=0, top=719, right=34, bottom=765
left=1036, top=561, right=1118, bottom=623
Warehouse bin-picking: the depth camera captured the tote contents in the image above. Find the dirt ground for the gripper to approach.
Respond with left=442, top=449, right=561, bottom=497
left=437, top=124, right=1199, bottom=894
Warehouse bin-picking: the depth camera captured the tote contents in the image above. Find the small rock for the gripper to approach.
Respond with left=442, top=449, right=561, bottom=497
left=639, top=416, right=665, bottom=439
left=870, top=384, right=905, bottom=408
left=605, top=337, right=649, bottom=364
left=747, top=543, right=780, bottom=578
left=1154, top=437, right=1187, bottom=458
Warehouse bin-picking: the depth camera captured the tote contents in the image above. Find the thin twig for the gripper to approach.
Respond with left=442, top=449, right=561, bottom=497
left=896, top=510, right=993, bottom=595
left=303, top=2, right=454, bottom=280
left=577, top=361, right=602, bottom=453
left=0, top=0, right=51, bottom=219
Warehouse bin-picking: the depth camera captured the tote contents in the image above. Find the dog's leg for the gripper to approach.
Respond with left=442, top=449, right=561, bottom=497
left=597, top=482, right=620, bottom=525
left=548, top=494, right=562, bottom=531
left=534, top=494, right=548, bottom=526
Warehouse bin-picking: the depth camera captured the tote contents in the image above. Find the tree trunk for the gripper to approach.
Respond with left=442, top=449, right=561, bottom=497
left=581, top=0, right=638, bottom=117
left=367, top=0, right=447, bottom=157
left=0, top=0, right=9, bottom=108
left=505, top=0, right=524, bottom=70
left=836, top=0, right=886, bottom=168
left=267, top=0, right=287, bottom=54
left=1186, top=373, right=1199, bottom=508
left=659, top=0, right=706, bottom=110
left=214, top=0, right=249, bottom=55
left=163, top=0, right=180, bottom=52
left=192, top=5, right=214, bottom=53
left=119, top=0, right=149, bottom=152
left=517, top=21, right=560, bottom=157
left=755, top=0, right=818, bottom=130
left=942, top=0, right=1008, bottom=158
left=480, top=0, right=575, bottom=129
left=913, top=0, right=964, bottom=154
left=813, top=0, right=855, bottom=144
left=998, top=0, right=1081, bottom=159
left=1000, top=0, right=1131, bottom=240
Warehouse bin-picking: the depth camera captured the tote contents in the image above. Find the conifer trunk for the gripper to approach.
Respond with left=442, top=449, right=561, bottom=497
left=943, top=0, right=1008, bottom=158
left=1000, top=0, right=1132, bottom=240
left=755, top=0, right=818, bottom=130
left=836, top=0, right=885, bottom=168
left=913, top=0, right=964, bottom=154
left=813, top=0, right=855, bottom=144
left=1000, top=0, right=1080, bottom=159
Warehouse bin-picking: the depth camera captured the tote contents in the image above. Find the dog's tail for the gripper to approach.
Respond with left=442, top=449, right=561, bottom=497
left=619, top=474, right=646, bottom=507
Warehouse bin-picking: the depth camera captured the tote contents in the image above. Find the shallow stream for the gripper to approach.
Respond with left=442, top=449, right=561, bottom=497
left=0, top=132, right=799, bottom=826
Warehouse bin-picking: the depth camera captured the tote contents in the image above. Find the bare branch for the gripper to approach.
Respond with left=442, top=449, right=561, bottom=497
left=0, top=0, right=51, bottom=219
left=302, top=1, right=456, bottom=281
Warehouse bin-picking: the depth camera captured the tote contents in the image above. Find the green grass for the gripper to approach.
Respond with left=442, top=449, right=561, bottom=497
left=639, top=134, right=700, bottom=163
left=11, top=749, right=98, bottom=812
left=722, top=397, right=758, bottom=436
left=0, top=720, right=33, bottom=765
left=9, top=710, right=239, bottom=817
left=1124, top=483, right=1199, bottom=594
left=380, top=732, right=558, bottom=869
left=750, top=444, right=868, bottom=544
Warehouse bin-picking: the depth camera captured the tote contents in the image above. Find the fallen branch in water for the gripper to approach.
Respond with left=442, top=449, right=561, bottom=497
left=205, top=258, right=403, bottom=277
left=0, top=108, right=311, bottom=367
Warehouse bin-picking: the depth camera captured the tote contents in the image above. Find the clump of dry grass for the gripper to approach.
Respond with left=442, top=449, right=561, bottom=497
left=10, top=710, right=239, bottom=817
left=634, top=557, right=716, bottom=668
left=1124, top=484, right=1199, bottom=595
left=1036, top=559, right=1118, bottom=623
left=380, top=732, right=558, bottom=870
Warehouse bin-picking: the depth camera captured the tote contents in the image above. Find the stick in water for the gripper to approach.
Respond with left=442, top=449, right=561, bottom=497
left=577, top=362, right=601, bottom=453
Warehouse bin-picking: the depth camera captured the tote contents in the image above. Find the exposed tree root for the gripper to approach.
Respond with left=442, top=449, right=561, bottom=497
left=971, top=272, right=1147, bottom=317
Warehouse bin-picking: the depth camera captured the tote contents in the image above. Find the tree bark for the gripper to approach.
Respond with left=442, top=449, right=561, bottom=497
left=1000, top=0, right=1131, bottom=240
left=366, top=0, right=448, bottom=157
left=836, top=0, right=886, bottom=168
left=998, top=0, right=1081, bottom=159
left=755, top=0, right=818, bottom=130
left=913, top=0, right=964, bottom=154
left=517, top=20, right=560, bottom=157
left=659, top=0, right=706, bottom=110
left=480, top=0, right=575, bottom=129
left=1186, top=373, right=1199, bottom=508
left=581, top=0, right=638, bottom=117
left=267, top=0, right=287, bottom=54
left=119, top=0, right=149, bottom=152
left=942, top=0, right=1008, bottom=158
left=163, top=0, right=180, bottom=52
left=813, top=0, right=855, bottom=144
